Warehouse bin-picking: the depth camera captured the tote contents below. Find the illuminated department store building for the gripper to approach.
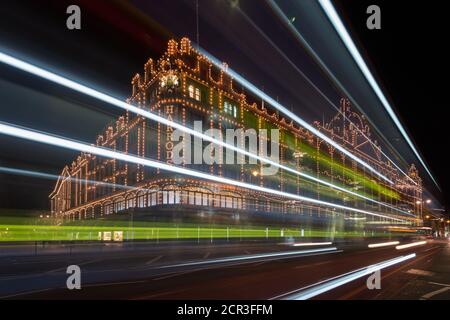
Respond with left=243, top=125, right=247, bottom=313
left=49, top=38, right=422, bottom=225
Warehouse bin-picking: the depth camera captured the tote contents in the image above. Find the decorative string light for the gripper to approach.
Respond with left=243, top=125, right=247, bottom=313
left=0, top=42, right=419, bottom=218
left=0, top=121, right=409, bottom=222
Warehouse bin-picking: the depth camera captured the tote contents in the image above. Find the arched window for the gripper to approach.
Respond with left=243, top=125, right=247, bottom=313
left=148, top=192, right=158, bottom=206
left=137, top=192, right=146, bottom=207
left=127, top=196, right=135, bottom=209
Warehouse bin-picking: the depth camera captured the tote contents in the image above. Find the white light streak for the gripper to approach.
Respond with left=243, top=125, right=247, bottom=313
left=368, top=241, right=399, bottom=248
left=0, top=166, right=143, bottom=193
left=292, top=242, right=333, bottom=247
left=396, top=241, right=427, bottom=250
left=274, top=253, right=416, bottom=300
left=0, top=51, right=414, bottom=216
left=265, top=0, right=418, bottom=187
left=197, top=48, right=394, bottom=184
left=0, top=122, right=407, bottom=222
left=159, top=247, right=339, bottom=268
left=318, top=0, right=439, bottom=190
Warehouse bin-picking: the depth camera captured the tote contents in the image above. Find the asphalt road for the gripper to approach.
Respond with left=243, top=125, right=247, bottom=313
left=0, top=239, right=449, bottom=299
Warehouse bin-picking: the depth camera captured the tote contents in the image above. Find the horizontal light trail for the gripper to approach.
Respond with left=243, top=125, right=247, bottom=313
left=368, top=241, right=399, bottom=248
left=0, top=121, right=407, bottom=222
left=292, top=242, right=333, bottom=247
left=396, top=241, right=427, bottom=250
left=265, top=0, right=417, bottom=188
left=318, top=0, right=439, bottom=191
left=344, top=216, right=366, bottom=221
left=197, top=48, right=393, bottom=185
left=158, top=247, right=339, bottom=268
left=238, top=2, right=417, bottom=187
left=273, top=253, right=416, bottom=300
left=0, top=51, right=412, bottom=217
left=0, top=166, right=144, bottom=193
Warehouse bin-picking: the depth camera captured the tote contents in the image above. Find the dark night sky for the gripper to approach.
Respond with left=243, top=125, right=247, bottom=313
left=0, top=0, right=448, bottom=210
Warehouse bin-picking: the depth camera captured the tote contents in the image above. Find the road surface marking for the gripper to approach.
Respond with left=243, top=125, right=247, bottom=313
left=0, top=288, right=52, bottom=299
left=251, top=261, right=268, bottom=267
left=152, top=270, right=195, bottom=281
left=294, top=261, right=332, bottom=270
left=45, top=258, right=102, bottom=274
left=406, top=269, right=435, bottom=277
left=203, top=252, right=211, bottom=259
left=133, top=289, right=188, bottom=300
left=428, top=281, right=450, bottom=287
left=145, top=255, right=163, bottom=265
left=84, top=280, right=146, bottom=288
left=420, top=287, right=450, bottom=300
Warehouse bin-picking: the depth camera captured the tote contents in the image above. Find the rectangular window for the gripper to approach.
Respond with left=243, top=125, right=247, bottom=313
left=195, top=192, right=202, bottom=205
left=181, top=191, right=188, bottom=204
left=149, top=192, right=157, bottom=206
left=223, top=101, right=237, bottom=118
left=168, top=191, right=175, bottom=204
left=162, top=191, right=169, bottom=204
left=226, top=197, right=232, bottom=208
left=202, top=193, right=209, bottom=206
left=188, top=191, right=195, bottom=205
left=127, top=198, right=135, bottom=209
left=195, top=88, right=201, bottom=101
left=138, top=195, right=145, bottom=208
left=188, top=85, right=194, bottom=98
left=214, top=195, right=220, bottom=207
left=221, top=196, right=226, bottom=208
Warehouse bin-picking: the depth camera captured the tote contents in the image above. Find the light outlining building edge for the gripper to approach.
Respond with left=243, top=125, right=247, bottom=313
left=0, top=122, right=407, bottom=222
left=318, top=0, right=440, bottom=191
left=223, top=0, right=417, bottom=187
left=264, top=0, right=417, bottom=187
left=0, top=51, right=411, bottom=216
left=196, top=48, right=394, bottom=185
